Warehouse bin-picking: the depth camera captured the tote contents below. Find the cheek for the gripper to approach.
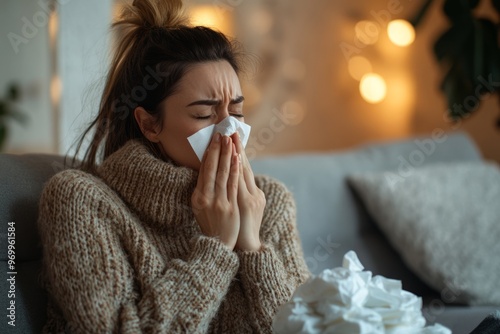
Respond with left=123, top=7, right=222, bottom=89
left=185, top=122, right=208, bottom=137
left=162, top=116, right=200, bottom=137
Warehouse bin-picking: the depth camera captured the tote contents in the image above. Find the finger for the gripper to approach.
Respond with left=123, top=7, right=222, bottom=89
left=228, top=142, right=239, bottom=201
left=195, top=140, right=210, bottom=188
left=232, top=132, right=256, bottom=191
left=202, top=132, right=222, bottom=193
left=215, top=135, right=233, bottom=197
left=237, top=152, right=248, bottom=194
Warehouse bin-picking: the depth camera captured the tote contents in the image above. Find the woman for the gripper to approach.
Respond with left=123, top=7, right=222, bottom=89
left=38, top=0, right=310, bottom=333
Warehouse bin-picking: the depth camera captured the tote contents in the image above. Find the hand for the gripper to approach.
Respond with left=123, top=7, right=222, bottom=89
left=191, top=133, right=241, bottom=250
left=231, top=132, right=266, bottom=252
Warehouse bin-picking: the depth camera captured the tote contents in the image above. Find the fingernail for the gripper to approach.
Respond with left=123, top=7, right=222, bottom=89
left=238, top=153, right=242, bottom=164
left=224, top=136, right=230, bottom=145
left=215, top=133, right=221, bottom=142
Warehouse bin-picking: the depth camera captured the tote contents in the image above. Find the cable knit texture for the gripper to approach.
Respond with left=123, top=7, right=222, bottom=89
left=37, top=139, right=310, bottom=334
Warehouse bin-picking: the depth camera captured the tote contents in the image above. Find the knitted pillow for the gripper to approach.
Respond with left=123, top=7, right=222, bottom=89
left=347, top=162, right=500, bottom=305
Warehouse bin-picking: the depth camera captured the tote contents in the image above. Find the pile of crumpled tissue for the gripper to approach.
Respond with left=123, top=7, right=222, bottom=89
left=273, top=251, right=451, bottom=334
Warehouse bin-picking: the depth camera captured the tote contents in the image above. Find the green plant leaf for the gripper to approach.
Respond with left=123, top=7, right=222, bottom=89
left=9, top=111, right=28, bottom=124
left=7, top=84, right=20, bottom=101
left=441, top=62, right=477, bottom=120
left=433, top=26, right=472, bottom=62
left=476, top=19, right=500, bottom=96
left=0, top=124, right=7, bottom=152
left=430, top=0, right=499, bottom=126
left=410, top=0, right=435, bottom=27
left=492, top=0, right=500, bottom=14
left=0, top=101, right=6, bottom=117
left=472, top=19, right=484, bottom=82
left=3, top=106, right=28, bottom=124
left=443, top=0, right=474, bottom=24
left=469, top=0, right=481, bottom=8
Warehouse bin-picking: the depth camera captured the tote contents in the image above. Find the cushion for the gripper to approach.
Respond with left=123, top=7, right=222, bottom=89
left=347, top=162, right=500, bottom=306
left=250, top=132, right=482, bottom=298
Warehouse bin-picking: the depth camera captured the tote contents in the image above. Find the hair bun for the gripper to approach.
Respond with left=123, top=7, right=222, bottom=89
left=117, top=0, right=188, bottom=30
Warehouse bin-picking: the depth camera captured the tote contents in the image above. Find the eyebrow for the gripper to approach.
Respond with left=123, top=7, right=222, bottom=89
left=186, top=95, right=245, bottom=107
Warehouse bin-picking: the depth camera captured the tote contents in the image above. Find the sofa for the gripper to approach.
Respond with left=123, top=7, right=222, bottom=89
left=0, top=131, right=498, bottom=333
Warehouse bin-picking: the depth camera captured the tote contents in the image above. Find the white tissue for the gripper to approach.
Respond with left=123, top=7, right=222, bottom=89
left=187, top=116, right=251, bottom=161
left=273, top=251, right=451, bottom=334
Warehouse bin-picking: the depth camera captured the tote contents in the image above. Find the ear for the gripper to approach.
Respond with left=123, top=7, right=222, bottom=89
left=134, top=107, right=160, bottom=142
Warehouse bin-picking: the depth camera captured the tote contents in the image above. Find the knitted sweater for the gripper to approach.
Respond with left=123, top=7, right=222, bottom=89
left=38, top=139, right=310, bottom=334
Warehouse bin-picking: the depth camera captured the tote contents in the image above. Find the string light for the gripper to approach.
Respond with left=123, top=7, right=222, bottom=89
left=359, top=73, right=387, bottom=104
left=387, top=20, right=415, bottom=47
left=50, top=75, right=62, bottom=106
left=48, top=11, right=58, bottom=43
left=190, top=6, right=219, bottom=28
left=189, top=5, right=232, bottom=35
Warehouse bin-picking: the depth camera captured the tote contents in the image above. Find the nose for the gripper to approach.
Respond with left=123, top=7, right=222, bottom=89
left=216, top=105, right=230, bottom=124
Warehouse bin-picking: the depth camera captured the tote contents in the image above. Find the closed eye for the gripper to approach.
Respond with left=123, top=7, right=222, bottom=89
left=194, top=112, right=244, bottom=120
left=195, top=114, right=214, bottom=120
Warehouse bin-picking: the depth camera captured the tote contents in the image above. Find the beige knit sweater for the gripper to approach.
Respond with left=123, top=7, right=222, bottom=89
left=37, top=139, right=310, bottom=334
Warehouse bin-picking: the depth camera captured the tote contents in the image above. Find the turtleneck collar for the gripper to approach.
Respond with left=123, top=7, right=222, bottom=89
left=97, top=139, right=198, bottom=229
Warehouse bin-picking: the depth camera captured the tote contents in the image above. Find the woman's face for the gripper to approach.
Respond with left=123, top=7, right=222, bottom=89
left=156, top=60, right=244, bottom=171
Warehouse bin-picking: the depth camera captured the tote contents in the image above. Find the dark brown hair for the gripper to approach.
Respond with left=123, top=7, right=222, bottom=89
left=71, top=0, right=243, bottom=173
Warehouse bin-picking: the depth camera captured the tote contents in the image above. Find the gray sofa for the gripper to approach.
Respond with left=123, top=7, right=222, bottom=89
left=0, top=131, right=497, bottom=333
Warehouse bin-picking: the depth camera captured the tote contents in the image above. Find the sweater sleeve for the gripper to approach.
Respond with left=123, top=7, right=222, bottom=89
left=236, top=176, right=311, bottom=333
left=38, top=170, right=239, bottom=334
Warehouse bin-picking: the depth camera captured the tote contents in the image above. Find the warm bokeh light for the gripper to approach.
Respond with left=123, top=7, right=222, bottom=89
left=387, top=20, right=415, bottom=47
left=189, top=5, right=231, bottom=35
left=355, top=20, right=379, bottom=45
left=382, top=74, right=415, bottom=135
left=359, top=73, right=387, bottom=103
left=49, top=11, right=58, bottom=43
left=190, top=6, right=219, bottom=28
left=347, top=56, right=372, bottom=81
left=51, top=75, right=62, bottom=105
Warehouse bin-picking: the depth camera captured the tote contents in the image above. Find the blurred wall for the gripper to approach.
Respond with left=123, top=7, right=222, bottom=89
left=1, top=0, right=54, bottom=153
left=1, top=0, right=112, bottom=156
left=58, top=0, right=112, bottom=157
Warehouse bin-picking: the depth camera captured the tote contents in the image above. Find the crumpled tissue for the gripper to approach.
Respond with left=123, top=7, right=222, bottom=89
left=273, top=251, right=451, bottom=334
left=187, top=116, right=251, bottom=161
